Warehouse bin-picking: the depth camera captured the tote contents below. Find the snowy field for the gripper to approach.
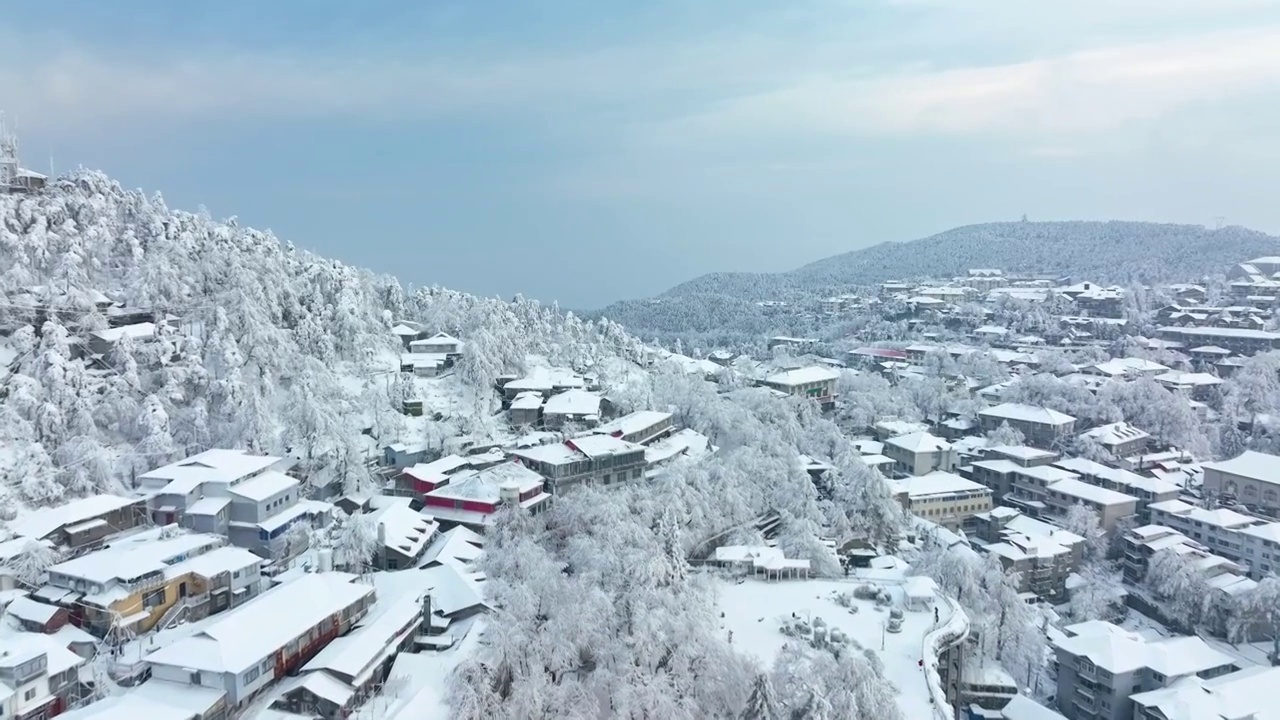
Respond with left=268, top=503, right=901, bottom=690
left=714, top=576, right=947, bottom=720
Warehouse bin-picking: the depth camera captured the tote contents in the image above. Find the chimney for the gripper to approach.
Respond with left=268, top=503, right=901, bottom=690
left=500, top=480, right=520, bottom=507
left=317, top=548, right=333, bottom=573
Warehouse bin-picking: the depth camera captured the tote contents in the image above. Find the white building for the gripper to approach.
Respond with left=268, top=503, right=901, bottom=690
left=1130, top=665, right=1280, bottom=720
left=1236, top=521, right=1280, bottom=579
left=1202, top=450, right=1280, bottom=517
left=0, top=634, right=86, bottom=720
left=883, top=432, right=956, bottom=476
left=1145, top=499, right=1265, bottom=564
left=978, top=403, right=1077, bottom=448
left=542, top=389, right=604, bottom=429
left=1077, top=422, right=1152, bottom=458
left=762, top=366, right=840, bottom=407
left=899, top=471, right=993, bottom=532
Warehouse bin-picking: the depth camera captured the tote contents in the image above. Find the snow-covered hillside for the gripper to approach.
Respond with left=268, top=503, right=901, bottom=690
left=0, top=170, right=920, bottom=718
left=0, top=170, right=644, bottom=515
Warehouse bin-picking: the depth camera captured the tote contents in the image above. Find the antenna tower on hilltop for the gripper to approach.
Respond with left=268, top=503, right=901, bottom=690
left=0, top=113, right=18, bottom=193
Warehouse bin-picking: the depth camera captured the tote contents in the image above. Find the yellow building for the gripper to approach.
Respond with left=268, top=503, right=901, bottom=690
left=43, top=529, right=261, bottom=637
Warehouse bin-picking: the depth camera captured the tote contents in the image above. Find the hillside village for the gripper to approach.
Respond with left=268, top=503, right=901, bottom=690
left=3, top=172, right=1280, bottom=720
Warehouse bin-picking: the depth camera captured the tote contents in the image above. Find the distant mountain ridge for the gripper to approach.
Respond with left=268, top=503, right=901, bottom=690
left=661, top=221, right=1280, bottom=300
left=588, top=220, right=1280, bottom=342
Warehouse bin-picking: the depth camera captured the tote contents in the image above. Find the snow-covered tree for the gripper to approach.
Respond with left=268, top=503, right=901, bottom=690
left=334, top=513, right=379, bottom=572
left=2, top=540, right=62, bottom=587
left=741, top=672, right=782, bottom=720
left=1229, top=577, right=1280, bottom=662
left=1061, top=503, right=1106, bottom=563
left=986, top=421, right=1025, bottom=447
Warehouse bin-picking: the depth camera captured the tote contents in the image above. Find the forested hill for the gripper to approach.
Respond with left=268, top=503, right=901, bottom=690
left=588, top=220, right=1279, bottom=342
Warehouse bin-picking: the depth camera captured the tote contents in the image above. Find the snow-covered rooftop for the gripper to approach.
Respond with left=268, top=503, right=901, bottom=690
left=303, top=594, right=423, bottom=684
left=885, top=431, right=951, bottom=454
left=980, top=403, right=1075, bottom=425
left=90, top=322, right=157, bottom=344
left=1088, top=357, right=1169, bottom=376
left=50, top=531, right=225, bottom=593
left=146, top=573, right=375, bottom=674
left=370, top=504, right=438, bottom=558
left=1079, top=421, right=1151, bottom=446
left=9, top=494, right=139, bottom=541
left=228, top=470, right=298, bottom=502
left=426, top=463, right=543, bottom=503
left=509, top=392, right=543, bottom=410
left=1048, top=477, right=1136, bottom=507
left=419, top=526, right=485, bottom=570
left=1202, top=450, right=1280, bottom=486
left=1147, top=499, right=1261, bottom=530
left=567, top=434, right=644, bottom=458
left=139, top=449, right=290, bottom=493
left=645, top=428, right=713, bottom=466
left=902, top=471, right=989, bottom=498
left=989, top=445, right=1057, bottom=462
left=179, top=547, right=261, bottom=581
left=764, top=365, right=840, bottom=387
left=543, top=388, right=602, bottom=416
left=589, top=410, right=672, bottom=438
left=420, top=563, right=486, bottom=617
left=4, top=595, right=63, bottom=625
left=1130, top=666, right=1280, bottom=720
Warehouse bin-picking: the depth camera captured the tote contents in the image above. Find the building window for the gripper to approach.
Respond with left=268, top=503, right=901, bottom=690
left=142, top=588, right=166, bottom=609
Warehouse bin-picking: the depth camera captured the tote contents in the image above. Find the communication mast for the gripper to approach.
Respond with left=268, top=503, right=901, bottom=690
left=0, top=113, right=17, bottom=193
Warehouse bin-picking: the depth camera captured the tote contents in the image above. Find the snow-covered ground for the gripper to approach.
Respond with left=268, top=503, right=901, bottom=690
left=714, top=576, right=947, bottom=720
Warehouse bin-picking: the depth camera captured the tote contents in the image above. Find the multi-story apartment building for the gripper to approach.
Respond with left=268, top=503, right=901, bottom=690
left=1054, top=458, right=1180, bottom=523
left=1145, top=499, right=1264, bottom=564
left=1120, top=524, right=1252, bottom=590
left=138, top=449, right=330, bottom=562
left=511, top=436, right=647, bottom=492
left=978, top=403, right=1077, bottom=449
left=1238, top=521, right=1280, bottom=580
left=965, top=445, right=1059, bottom=501
left=1005, top=464, right=1138, bottom=531
left=973, top=507, right=1085, bottom=601
left=43, top=530, right=262, bottom=636
left=1052, top=621, right=1237, bottom=720
left=983, top=532, right=1077, bottom=602
left=1157, top=326, right=1280, bottom=356
left=900, top=471, right=992, bottom=533
left=1201, top=450, right=1280, bottom=518
left=145, top=573, right=376, bottom=712
left=883, top=432, right=956, bottom=477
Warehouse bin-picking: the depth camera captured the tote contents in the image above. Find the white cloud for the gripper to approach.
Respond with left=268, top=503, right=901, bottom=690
left=3, top=3, right=1280, bottom=147
left=665, top=27, right=1280, bottom=139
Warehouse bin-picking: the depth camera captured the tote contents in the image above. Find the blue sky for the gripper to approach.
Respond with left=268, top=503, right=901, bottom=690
left=5, top=0, right=1280, bottom=308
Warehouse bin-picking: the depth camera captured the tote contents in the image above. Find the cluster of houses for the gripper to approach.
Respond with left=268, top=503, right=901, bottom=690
left=0, top=441, right=493, bottom=719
